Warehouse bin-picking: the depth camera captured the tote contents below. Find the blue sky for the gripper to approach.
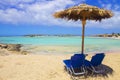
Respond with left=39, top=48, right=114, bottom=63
left=0, top=0, right=120, bottom=36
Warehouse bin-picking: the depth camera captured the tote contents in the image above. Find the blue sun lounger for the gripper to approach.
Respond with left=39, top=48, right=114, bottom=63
left=85, top=53, right=105, bottom=74
left=63, top=54, right=86, bottom=79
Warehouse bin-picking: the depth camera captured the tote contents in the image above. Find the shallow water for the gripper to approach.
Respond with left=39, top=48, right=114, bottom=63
left=0, top=36, right=120, bottom=54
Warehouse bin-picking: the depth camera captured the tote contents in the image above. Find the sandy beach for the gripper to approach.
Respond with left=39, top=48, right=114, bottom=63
left=0, top=0, right=120, bottom=80
left=0, top=51, right=120, bottom=80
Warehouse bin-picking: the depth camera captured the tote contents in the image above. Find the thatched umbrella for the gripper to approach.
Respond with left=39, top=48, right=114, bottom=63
left=53, top=4, right=113, bottom=54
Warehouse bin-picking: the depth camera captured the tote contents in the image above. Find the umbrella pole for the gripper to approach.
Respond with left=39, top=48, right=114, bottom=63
left=81, top=20, right=86, bottom=54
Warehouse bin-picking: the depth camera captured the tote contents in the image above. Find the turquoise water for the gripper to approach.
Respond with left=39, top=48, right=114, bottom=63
left=0, top=36, right=120, bottom=53
left=0, top=36, right=81, bottom=45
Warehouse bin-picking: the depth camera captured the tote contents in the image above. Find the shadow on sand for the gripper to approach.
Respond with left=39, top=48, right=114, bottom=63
left=64, top=64, right=114, bottom=80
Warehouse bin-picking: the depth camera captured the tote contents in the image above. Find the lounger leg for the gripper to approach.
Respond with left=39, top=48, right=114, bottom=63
left=84, top=66, right=88, bottom=78
left=66, top=68, right=76, bottom=80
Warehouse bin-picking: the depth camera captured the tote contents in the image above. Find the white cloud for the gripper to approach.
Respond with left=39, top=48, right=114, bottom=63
left=114, top=5, right=120, bottom=10
left=0, top=0, right=34, bottom=4
left=0, top=0, right=119, bottom=29
left=0, top=0, right=74, bottom=24
left=98, top=0, right=120, bottom=10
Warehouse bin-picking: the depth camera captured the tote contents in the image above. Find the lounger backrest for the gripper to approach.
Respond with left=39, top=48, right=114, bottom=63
left=91, top=53, right=105, bottom=66
left=71, top=54, right=85, bottom=68
left=73, top=54, right=85, bottom=61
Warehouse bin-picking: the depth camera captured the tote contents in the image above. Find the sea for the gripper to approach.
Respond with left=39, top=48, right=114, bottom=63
left=0, top=36, right=120, bottom=54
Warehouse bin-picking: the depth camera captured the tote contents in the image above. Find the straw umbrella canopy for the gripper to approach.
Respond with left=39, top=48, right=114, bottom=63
left=53, top=4, right=113, bottom=54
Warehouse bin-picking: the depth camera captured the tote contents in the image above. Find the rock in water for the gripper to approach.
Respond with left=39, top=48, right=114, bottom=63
left=7, top=44, right=22, bottom=51
left=0, top=44, right=8, bottom=49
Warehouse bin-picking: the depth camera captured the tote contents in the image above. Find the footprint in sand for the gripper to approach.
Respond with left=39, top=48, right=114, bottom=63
left=48, top=72, right=58, bottom=78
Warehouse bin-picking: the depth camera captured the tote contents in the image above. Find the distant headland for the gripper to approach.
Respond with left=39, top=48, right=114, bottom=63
left=24, top=34, right=80, bottom=37
left=24, top=33, right=120, bottom=38
left=91, top=33, right=120, bottom=38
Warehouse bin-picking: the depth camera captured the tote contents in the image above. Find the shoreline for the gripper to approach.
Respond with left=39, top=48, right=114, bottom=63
left=0, top=43, right=120, bottom=56
left=0, top=43, right=120, bottom=80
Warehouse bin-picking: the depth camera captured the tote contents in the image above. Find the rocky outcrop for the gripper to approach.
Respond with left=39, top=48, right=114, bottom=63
left=0, top=44, right=8, bottom=49
left=0, top=44, right=22, bottom=51
left=7, top=44, right=21, bottom=51
left=0, top=44, right=28, bottom=55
